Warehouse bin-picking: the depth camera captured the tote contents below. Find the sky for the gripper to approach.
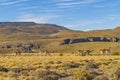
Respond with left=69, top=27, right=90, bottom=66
left=0, top=0, right=120, bottom=31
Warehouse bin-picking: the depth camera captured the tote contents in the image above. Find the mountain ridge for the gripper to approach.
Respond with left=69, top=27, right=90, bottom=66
left=0, top=22, right=120, bottom=41
left=0, top=22, right=69, bottom=35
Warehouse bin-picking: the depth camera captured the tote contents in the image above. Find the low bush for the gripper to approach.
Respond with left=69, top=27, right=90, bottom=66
left=74, top=70, right=90, bottom=80
left=111, top=52, right=119, bottom=55
left=84, top=61, right=98, bottom=70
left=62, top=62, right=79, bottom=68
left=0, top=66, right=9, bottom=72
left=59, top=53, right=63, bottom=56
left=93, top=75, right=109, bottom=80
left=36, top=70, right=61, bottom=80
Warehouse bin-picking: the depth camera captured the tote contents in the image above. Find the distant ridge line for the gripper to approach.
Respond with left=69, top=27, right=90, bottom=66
left=0, top=22, right=36, bottom=26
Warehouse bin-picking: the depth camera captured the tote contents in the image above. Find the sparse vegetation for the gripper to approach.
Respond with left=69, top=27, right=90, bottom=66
left=0, top=56, right=119, bottom=80
left=74, top=70, right=90, bottom=80
left=0, top=22, right=120, bottom=80
left=59, top=53, right=63, bottom=56
left=111, top=52, right=120, bottom=55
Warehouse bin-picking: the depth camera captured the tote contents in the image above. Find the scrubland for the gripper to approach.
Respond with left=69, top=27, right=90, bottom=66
left=0, top=55, right=120, bottom=80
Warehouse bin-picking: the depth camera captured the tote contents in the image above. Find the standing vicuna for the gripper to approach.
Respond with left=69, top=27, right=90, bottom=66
left=44, top=51, right=51, bottom=56
left=77, top=49, right=93, bottom=56
left=99, top=47, right=111, bottom=56
left=77, top=50, right=84, bottom=56
left=84, top=50, right=93, bottom=56
left=41, top=50, right=51, bottom=56
left=13, top=49, right=22, bottom=56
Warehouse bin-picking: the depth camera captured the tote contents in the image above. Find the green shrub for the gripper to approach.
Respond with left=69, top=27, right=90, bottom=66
left=74, top=70, right=90, bottom=80
left=111, top=52, right=119, bottom=55
left=59, top=53, right=63, bottom=56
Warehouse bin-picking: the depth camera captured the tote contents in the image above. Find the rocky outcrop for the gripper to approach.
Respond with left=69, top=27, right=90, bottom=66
left=88, top=37, right=101, bottom=42
left=62, top=37, right=120, bottom=44
left=62, top=39, right=71, bottom=44
left=71, top=38, right=90, bottom=44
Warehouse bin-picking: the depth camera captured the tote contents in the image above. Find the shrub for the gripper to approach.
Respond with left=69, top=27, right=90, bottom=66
left=21, top=71, right=29, bottom=76
left=11, top=67, right=24, bottom=73
left=88, top=70, right=100, bottom=79
left=84, top=61, right=98, bottom=70
left=62, top=62, right=79, bottom=68
left=48, top=61, right=54, bottom=64
left=74, top=70, right=90, bottom=80
left=0, top=66, right=9, bottom=72
left=93, top=75, right=109, bottom=80
left=36, top=70, right=61, bottom=80
left=43, top=75, right=59, bottom=80
left=7, top=71, right=20, bottom=78
left=56, top=61, right=62, bottom=64
left=59, top=53, right=63, bottom=56
left=111, top=52, right=119, bottom=55
left=25, top=76, right=37, bottom=80
left=114, top=68, right=120, bottom=80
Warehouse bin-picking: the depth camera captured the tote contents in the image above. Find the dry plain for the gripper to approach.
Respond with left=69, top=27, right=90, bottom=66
left=0, top=55, right=120, bottom=80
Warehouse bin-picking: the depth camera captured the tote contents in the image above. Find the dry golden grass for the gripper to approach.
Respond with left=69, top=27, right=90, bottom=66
left=0, top=55, right=120, bottom=80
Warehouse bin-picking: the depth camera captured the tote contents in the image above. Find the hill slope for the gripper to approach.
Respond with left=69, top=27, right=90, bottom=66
left=0, top=22, right=69, bottom=34
left=0, top=22, right=120, bottom=41
left=0, top=22, right=120, bottom=53
left=0, top=22, right=70, bottom=40
left=50, top=26, right=120, bottom=38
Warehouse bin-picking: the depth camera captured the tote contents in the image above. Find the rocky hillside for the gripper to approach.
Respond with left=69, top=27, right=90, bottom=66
left=0, top=22, right=120, bottom=42
left=0, top=22, right=69, bottom=34
left=0, top=22, right=120, bottom=53
left=50, top=26, right=120, bottom=39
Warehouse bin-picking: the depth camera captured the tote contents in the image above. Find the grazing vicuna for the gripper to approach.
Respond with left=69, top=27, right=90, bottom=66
left=77, top=49, right=93, bottom=56
left=84, top=50, right=93, bottom=56
left=41, top=50, right=51, bottom=56
left=99, top=47, right=111, bottom=55
left=77, top=50, right=84, bottom=56
left=44, top=51, right=51, bottom=56
left=14, top=49, right=22, bottom=56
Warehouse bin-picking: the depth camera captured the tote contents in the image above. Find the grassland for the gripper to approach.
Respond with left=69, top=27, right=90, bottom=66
left=0, top=55, right=120, bottom=80
left=38, top=41, right=120, bottom=54
left=1, top=23, right=120, bottom=80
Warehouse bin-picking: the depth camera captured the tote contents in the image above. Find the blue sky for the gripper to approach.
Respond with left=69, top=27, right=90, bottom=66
left=0, top=0, right=120, bottom=30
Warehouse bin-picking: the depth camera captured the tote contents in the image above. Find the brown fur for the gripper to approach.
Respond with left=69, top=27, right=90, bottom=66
left=14, top=49, right=22, bottom=56
left=99, top=47, right=111, bottom=55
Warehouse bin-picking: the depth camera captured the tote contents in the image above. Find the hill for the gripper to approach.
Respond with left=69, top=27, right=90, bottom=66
left=0, top=22, right=120, bottom=54
left=1, top=22, right=120, bottom=40
left=0, top=22, right=69, bottom=34
left=0, top=22, right=69, bottom=40
left=50, top=27, right=120, bottom=39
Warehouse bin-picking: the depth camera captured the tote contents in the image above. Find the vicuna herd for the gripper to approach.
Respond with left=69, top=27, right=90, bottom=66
left=13, top=47, right=113, bottom=56
left=13, top=49, right=51, bottom=56
left=77, top=47, right=112, bottom=56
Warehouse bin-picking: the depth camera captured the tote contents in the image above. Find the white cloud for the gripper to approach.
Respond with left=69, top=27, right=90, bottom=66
left=57, top=0, right=99, bottom=7
left=62, top=14, right=120, bottom=31
left=107, top=15, right=120, bottom=21
left=52, top=0, right=73, bottom=2
left=15, top=14, right=59, bottom=23
left=19, top=6, right=40, bottom=10
left=20, top=7, right=61, bottom=12
left=0, top=0, right=9, bottom=3
left=93, top=1, right=120, bottom=8
left=0, top=0, right=29, bottom=6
